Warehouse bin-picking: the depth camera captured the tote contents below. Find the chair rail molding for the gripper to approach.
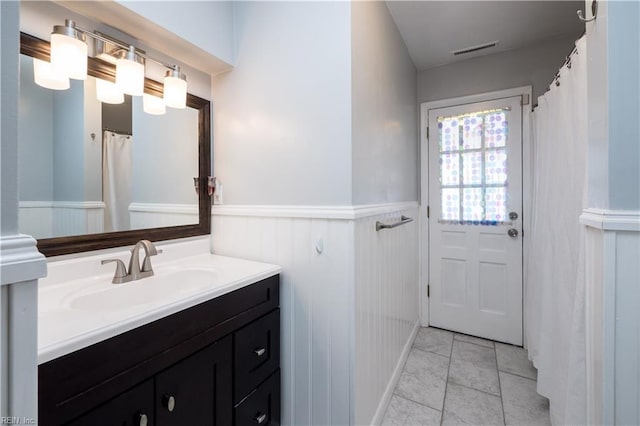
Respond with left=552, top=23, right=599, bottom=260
left=580, top=208, right=640, bottom=231
left=0, top=234, right=47, bottom=286
left=212, top=201, right=418, bottom=220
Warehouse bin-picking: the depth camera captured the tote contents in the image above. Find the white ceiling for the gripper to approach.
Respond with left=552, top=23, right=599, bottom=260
left=386, top=1, right=585, bottom=70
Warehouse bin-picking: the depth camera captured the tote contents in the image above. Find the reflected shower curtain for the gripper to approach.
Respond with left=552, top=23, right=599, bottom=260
left=526, top=35, right=588, bottom=425
left=103, top=131, right=132, bottom=232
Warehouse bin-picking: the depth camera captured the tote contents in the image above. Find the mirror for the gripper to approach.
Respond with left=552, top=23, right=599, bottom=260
left=19, top=33, right=211, bottom=256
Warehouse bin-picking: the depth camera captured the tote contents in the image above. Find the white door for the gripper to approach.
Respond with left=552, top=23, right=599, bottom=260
left=428, top=96, right=523, bottom=345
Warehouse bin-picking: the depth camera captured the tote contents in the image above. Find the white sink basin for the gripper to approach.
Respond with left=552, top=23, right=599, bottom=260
left=67, top=268, right=218, bottom=311
left=38, top=238, right=281, bottom=365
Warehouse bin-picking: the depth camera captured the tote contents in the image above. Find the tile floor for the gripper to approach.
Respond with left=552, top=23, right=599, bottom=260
left=382, top=327, right=551, bottom=426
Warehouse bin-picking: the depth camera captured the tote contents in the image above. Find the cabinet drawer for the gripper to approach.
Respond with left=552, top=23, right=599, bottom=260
left=67, top=379, right=154, bottom=426
left=234, top=309, right=280, bottom=402
left=235, top=370, right=281, bottom=426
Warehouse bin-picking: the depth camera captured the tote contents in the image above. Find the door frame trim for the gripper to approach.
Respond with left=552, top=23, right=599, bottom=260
left=419, top=86, right=533, bottom=340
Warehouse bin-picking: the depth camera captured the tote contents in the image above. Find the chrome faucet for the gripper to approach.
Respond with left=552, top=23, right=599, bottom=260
left=101, top=240, right=162, bottom=284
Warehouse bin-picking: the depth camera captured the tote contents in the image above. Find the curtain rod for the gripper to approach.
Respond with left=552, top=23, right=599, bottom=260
left=102, top=127, right=132, bottom=136
left=550, top=32, right=584, bottom=88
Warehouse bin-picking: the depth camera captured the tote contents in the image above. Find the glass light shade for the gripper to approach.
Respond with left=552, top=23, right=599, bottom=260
left=50, top=33, right=87, bottom=80
left=96, top=79, right=124, bottom=104
left=163, top=73, right=187, bottom=109
left=116, top=52, right=145, bottom=96
left=33, top=58, right=70, bottom=90
left=143, top=94, right=166, bottom=115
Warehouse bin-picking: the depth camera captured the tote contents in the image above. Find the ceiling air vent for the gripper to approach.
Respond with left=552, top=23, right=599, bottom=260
left=451, top=40, right=499, bottom=56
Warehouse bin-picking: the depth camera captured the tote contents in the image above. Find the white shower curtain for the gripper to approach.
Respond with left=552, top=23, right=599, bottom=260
left=103, top=131, right=132, bottom=232
left=526, top=35, right=588, bottom=425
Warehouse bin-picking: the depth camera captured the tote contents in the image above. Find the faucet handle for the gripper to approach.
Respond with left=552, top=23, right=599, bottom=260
left=101, top=259, right=129, bottom=284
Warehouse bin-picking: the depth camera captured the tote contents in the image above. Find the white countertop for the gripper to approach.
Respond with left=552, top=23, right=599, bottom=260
left=38, top=238, right=281, bottom=364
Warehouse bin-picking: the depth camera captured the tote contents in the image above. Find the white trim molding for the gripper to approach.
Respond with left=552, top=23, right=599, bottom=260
left=212, top=202, right=418, bottom=220
left=580, top=208, right=640, bottom=231
left=0, top=234, right=47, bottom=286
left=128, top=203, right=198, bottom=215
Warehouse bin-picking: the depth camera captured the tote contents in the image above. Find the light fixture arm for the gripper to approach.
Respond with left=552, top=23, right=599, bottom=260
left=71, top=22, right=180, bottom=72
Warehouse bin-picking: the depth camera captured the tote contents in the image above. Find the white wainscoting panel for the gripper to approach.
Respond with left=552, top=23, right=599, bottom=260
left=212, top=202, right=419, bottom=426
left=19, top=201, right=104, bottom=238
left=129, top=203, right=199, bottom=229
left=212, top=213, right=354, bottom=426
left=354, top=206, right=420, bottom=425
left=581, top=209, right=640, bottom=425
left=52, top=202, right=104, bottom=237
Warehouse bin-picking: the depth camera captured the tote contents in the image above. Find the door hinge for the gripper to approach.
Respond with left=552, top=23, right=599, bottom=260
left=427, top=205, right=430, bottom=218
left=427, top=284, right=430, bottom=298
left=521, top=94, right=530, bottom=106
left=426, top=126, right=429, bottom=139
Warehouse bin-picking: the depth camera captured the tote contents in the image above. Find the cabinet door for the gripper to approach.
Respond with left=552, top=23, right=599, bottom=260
left=67, top=379, right=154, bottom=426
left=156, top=335, right=232, bottom=426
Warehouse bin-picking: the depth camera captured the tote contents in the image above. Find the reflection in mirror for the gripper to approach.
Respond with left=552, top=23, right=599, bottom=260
left=18, top=54, right=199, bottom=240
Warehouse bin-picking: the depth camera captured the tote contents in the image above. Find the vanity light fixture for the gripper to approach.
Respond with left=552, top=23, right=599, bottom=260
left=116, top=46, right=145, bottom=96
left=96, top=78, right=124, bottom=104
left=163, top=66, right=187, bottom=109
left=39, top=18, right=188, bottom=113
left=33, top=58, right=70, bottom=90
left=143, top=93, right=166, bottom=115
left=50, top=20, right=87, bottom=80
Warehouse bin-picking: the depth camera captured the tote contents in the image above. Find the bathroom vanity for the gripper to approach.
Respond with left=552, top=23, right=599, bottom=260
left=37, top=240, right=281, bottom=426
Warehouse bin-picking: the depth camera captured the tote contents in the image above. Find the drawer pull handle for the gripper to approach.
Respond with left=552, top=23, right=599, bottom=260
left=255, top=413, right=267, bottom=424
left=163, top=394, right=176, bottom=412
left=138, top=413, right=148, bottom=426
left=254, top=347, right=266, bottom=357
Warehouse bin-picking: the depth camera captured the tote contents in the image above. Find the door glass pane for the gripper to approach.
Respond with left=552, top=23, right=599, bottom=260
left=485, top=187, right=507, bottom=221
left=441, top=188, right=460, bottom=221
left=485, top=149, right=507, bottom=185
left=440, top=153, right=460, bottom=186
left=462, top=114, right=483, bottom=149
left=484, top=111, right=507, bottom=148
left=462, top=152, right=482, bottom=185
left=439, top=118, right=460, bottom=152
left=437, top=107, right=510, bottom=224
left=462, top=188, right=483, bottom=221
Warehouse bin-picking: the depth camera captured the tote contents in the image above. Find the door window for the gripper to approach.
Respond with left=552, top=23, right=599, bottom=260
left=438, top=108, right=509, bottom=224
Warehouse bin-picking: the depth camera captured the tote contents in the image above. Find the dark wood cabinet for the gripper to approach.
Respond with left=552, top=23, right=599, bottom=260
left=39, top=275, right=280, bottom=426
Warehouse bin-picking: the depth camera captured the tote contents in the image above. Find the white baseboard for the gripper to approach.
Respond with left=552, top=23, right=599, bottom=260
left=371, top=320, right=420, bottom=426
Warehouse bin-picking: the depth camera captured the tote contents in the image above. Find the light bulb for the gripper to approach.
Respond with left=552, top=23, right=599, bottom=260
left=96, top=79, right=124, bottom=104
left=50, top=20, right=87, bottom=80
left=163, top=67, right=187, bottom=109
left=143, top=94, right=166, bottom=115
left=116, top=46, right=145, bottom=96
left=33, top=58, right=70, bottom=90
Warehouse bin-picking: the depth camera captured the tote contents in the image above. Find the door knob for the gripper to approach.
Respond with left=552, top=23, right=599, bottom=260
left=254, top=347, right=266, bottom=357
left=508, top=228, right=519, bottom=238
left=138, top=413, right=148, bottom=426
left=255, top=413, right=267, bottom=424
left=163, top=394, right=176, bottom=412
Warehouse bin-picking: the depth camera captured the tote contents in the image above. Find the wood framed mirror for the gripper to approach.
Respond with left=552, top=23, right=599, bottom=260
left=19, top=32, right=211, bottom=257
